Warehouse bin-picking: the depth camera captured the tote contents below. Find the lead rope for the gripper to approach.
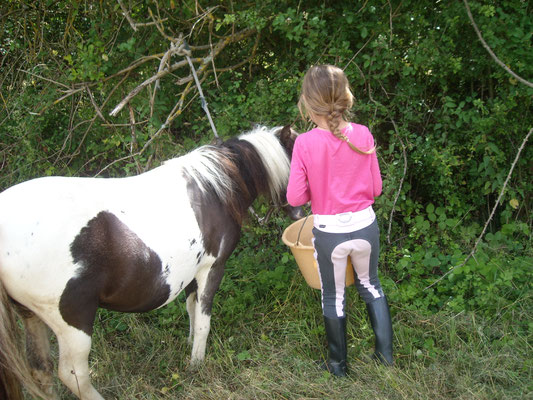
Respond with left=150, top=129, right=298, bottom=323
left=182, top=42, right=219, bottom=140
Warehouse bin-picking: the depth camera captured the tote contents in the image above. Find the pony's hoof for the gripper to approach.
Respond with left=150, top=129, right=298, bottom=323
left=187, top=358, right=203, bottom=371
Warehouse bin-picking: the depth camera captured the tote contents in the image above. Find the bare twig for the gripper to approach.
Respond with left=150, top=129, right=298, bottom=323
left=355, top=0, right=369, bottom=15
left=152, top=38, right=186, bottom=116
left=463, top=0, right=533, bottom=88
left=117, top=0, right=138, bottom=31
left=426, top=127, right=532, bottom=289
left=17, top=69, right=70, bottom=89
left=387, top=0, right=393, bottom=48
left=387, top=119, right=408, bottom=245
left=96, top=87, right=199, bottom=177
left=57, top=72, right=132, bottom=167
left=101, top=120, right=149, bottom=127
left=86, top=86, right=106, bottom=122
left=109, top=58, right=191, bottom=117
left=105, top=54, right=166, bottom=81
left=24, top=55, right=164, bottom=116
left=148, top=7, right=178, bottom=43
left=128, top=102, right=142, bottom=173
left=343, top=34, right=374, bottom=71
left=109, top=28, right=255, bottom=117
left=117, top=0, right=167, bottom=31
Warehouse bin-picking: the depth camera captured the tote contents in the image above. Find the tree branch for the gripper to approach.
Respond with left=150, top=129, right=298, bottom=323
left=463, top=0, right=533, bottom=88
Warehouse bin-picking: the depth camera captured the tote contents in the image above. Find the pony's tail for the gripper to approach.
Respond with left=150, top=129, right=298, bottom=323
left=0, top=281, right=46, bottom=399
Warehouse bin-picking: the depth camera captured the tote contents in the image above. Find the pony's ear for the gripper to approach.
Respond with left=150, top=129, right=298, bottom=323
left=210, top=136, right=224, bottom=146
left=279, top=125, right=293, bottom=147
left=279, top=125, right=297, bottom=157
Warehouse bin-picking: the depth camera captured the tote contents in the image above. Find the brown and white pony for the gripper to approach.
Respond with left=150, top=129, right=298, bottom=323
left=0, top=125, right=302, bottom=399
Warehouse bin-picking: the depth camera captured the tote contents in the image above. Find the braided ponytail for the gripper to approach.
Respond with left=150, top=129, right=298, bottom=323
left=327, top=109, right=375, bottom=155
left=299, top=65, right=375, bottom=155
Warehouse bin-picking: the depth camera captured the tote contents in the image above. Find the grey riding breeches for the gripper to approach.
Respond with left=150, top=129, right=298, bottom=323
left=312, top=211, right=384, bottom=318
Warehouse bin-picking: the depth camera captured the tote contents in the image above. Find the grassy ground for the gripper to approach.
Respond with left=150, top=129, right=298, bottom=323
left=48, top=272, right=532, bottom=400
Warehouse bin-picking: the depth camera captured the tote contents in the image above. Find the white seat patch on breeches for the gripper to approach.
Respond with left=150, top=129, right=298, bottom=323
left=331, top=239, right=380, bottom=315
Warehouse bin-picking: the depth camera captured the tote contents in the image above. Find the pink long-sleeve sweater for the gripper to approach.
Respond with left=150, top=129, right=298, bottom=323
left=286, top=123, right=382, bottom=215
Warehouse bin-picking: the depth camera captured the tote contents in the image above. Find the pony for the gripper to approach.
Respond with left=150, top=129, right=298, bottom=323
left=0, top=125, right=302, bottom=399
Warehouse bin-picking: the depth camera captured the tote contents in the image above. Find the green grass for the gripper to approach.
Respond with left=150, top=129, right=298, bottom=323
left=49, top=271, right=531, bottom=400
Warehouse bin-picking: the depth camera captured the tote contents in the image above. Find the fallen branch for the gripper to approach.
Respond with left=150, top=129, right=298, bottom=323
left=96, top=87, right=200, bottom=177
left=14, top=7, right=257, bottom=177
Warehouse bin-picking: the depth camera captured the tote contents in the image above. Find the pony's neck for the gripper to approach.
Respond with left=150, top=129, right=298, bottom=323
left=221, top=138, right=271, bottom=210
left=237, top=127, right=290, bottom=205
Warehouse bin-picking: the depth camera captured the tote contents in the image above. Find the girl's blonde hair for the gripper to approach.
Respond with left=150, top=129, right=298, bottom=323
left=298, top=65, right=375, bottom=155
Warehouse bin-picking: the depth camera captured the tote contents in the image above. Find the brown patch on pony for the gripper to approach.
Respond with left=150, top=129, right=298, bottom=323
left=184, top=139, right=271, bottom=227
left=185, top=176, right=242, bottom=316
left=185, top=278, right=198, bottom=300
left=220, top=138, right=271, bottom=211
left=214, top=147, right=252, bottom=224
left=184, top=136, right=276, bottom=317
left=61, top=211, right=171, bottom=335
left=185, top=176, right=241, bottom=257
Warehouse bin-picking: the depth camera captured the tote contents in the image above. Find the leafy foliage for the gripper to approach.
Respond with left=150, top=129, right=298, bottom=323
left=1, top=0, right=531, bottom=318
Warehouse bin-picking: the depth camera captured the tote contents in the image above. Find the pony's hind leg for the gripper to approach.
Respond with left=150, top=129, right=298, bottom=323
left=18, top=308, right=58, bottom=399
left=55, top=324, right=104, bottom=400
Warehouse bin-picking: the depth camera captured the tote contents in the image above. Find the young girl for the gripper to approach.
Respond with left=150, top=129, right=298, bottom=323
left=287, top=65, right=393, bottom=376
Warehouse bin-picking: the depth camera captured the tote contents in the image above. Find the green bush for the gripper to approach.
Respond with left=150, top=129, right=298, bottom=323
left=1, top=0, right=531, bottom=319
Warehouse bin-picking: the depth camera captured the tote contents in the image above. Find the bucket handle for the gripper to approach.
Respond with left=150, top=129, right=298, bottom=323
left=296, top=213, right=311, bottom=246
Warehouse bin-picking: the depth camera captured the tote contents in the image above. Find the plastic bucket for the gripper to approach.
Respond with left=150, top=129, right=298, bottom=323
left=282, top=215, right=355, bottom=289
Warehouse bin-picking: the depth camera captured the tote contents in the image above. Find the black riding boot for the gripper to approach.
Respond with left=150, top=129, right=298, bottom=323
left=321, top=316, right=347, bottom=377
left=366, top=296, right=393, bottom=366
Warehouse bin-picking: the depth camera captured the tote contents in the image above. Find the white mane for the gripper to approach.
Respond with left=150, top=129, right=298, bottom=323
left=174, top=126, right=290, bottom=204
left=239, top=126, right=290, bottom=202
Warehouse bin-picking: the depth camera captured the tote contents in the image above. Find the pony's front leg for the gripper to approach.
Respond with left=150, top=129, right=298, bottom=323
left=185, top=280, right=197, bottom=346
left=189, top=261, right=225, bottom=366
